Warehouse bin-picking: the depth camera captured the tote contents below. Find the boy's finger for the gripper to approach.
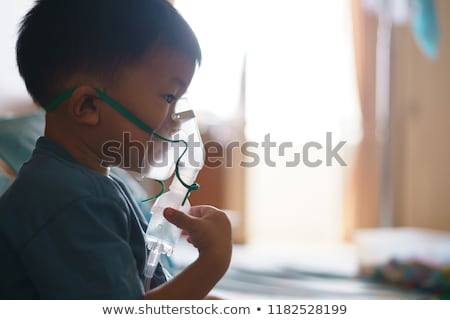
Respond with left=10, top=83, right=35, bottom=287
left=188, top=205, right=216, bottom=218
left=163, top=208, right=197, bottom=232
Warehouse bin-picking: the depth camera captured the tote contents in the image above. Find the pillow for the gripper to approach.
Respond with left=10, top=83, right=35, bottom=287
left=0, top=111, right=45, bottom=174
left=0, top=165, right=12, bottom=195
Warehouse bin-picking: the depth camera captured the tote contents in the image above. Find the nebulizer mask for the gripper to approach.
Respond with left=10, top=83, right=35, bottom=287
left=137, top=97, right=205, bottom=289
left=44, top=87, right=205, bottom=290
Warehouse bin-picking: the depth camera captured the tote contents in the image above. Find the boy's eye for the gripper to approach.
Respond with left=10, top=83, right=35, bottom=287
left=162, top=94, right=176, bottom=104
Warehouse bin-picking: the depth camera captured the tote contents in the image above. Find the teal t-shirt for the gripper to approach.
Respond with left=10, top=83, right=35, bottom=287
left=0, top=137, right=166, bottom=299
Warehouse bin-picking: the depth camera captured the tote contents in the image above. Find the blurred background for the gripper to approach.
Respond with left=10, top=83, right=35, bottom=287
left=1, top=0, right=449, bottom=299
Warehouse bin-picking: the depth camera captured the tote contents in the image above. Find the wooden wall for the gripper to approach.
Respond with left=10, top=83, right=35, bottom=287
left=390, top=0, right=450, bottom=230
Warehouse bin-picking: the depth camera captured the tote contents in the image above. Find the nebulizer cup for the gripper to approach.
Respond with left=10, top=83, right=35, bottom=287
left=140, top=98, right=205, bottom=289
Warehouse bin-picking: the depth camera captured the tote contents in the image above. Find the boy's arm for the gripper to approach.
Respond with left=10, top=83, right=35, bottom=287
left=143, top=206, right=232, bottom=300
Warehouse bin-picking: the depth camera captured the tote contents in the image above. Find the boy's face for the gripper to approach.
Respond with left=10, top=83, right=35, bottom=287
left=98, top=46, right=196, bottom=173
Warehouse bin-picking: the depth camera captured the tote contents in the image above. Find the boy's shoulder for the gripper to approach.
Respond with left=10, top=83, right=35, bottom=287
left=12, top=136, right=116, bottom=202
left=0, top=137, right=130, bottom=242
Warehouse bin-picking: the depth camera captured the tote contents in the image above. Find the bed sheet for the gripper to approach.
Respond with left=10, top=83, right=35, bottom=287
left=170, top=239, right=426, bottom=299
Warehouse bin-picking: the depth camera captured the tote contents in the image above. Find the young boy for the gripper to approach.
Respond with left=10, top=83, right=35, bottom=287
left=0, top=0, right=232, bottom=299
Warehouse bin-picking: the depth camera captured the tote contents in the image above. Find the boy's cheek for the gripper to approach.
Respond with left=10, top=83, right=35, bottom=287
left=129, top=103, right=171, bottom=134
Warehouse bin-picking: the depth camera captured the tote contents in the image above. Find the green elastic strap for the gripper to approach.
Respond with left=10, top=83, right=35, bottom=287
left=44, top=88, right=76, bottom=112
left=175, top=140, right=200, bottom=205
left=44, top=87, right=200, bottom=204
left=141, top=179, right=165, bottom=202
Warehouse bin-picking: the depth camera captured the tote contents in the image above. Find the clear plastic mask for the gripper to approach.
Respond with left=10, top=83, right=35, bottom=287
left=141, top=97, right=204, bottom=181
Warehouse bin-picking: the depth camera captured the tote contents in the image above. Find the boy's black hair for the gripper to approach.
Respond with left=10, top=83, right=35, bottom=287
left=16, top=0, right=202, bottom=107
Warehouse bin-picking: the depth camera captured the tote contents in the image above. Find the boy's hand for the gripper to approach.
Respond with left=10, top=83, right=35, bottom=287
left=143, top=206, right=231, bottom=299
left=163, top=205, right=232, bottom=271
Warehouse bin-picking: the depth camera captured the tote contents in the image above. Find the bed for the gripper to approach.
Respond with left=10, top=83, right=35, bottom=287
left=170, top=239, right=429, bottom=299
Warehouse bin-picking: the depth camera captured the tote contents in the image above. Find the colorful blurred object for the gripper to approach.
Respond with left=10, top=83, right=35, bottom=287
left=364, top=0, right=440, bottom=59
left=363, top=259, right=450, bottom=298
left=411, top=0, right=440, bottom=59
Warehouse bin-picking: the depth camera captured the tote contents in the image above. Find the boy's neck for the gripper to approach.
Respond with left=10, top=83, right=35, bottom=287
left=44, top=128, right=109, bottom=176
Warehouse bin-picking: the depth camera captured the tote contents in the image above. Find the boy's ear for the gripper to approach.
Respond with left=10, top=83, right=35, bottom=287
left=67, top=86, right=102, bottom=125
